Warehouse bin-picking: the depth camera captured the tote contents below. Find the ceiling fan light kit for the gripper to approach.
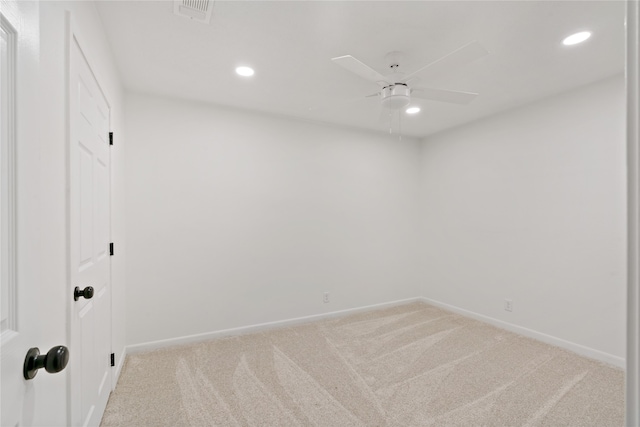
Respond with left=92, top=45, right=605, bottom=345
left=329, top=41, right=488, bottom=131
left=381, top=84, right=411, bottom=110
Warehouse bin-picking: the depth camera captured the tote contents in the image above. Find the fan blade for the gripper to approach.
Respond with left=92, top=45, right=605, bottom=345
left=401, top=41, right=488, bottom=83
left=412, top=87, right=479, bottom=104
left=332, top=55, right=389, bottom=85
left=404, top=76, right=421, bottom=87
left=308, top=92, right=379, bottom=112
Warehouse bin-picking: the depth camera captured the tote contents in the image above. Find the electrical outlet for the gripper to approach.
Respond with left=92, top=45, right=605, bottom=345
left=323, top=292, right=329, bottom=303
left=504, top=299, right=513, bottom=312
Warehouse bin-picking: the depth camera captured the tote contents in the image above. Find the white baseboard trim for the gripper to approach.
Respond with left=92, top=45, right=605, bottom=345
left=125, top=295, right=625, bottom=369
left=420, top=297, right=625, bottom=369
left=126, top=297, right=423, bottom=354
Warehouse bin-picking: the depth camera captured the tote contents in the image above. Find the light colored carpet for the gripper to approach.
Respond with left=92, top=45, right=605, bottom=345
left=101, top=302, right=624, bottom=426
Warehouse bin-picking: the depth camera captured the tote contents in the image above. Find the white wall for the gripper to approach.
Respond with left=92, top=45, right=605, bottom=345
left=126, top=78, right=626, bottom=364
left=419, top=75, right=627, bottom=362
left=38, top=2, right=127, bottom=421
left=124, top=93, right=421, bottom=346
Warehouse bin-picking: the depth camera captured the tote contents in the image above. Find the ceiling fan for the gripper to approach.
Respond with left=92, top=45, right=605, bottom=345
left=330, top=41, right=489, bottom=119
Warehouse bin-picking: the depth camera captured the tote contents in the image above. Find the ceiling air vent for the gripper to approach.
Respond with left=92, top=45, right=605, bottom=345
left=174, top=0, right=214, bottom=24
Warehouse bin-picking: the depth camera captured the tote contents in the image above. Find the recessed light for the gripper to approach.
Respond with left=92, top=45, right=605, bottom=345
left=235, top=66, right=254, bottom=77
left=562, top=31, right=591, bottom=46
left=406, top=107, right=421, bottom=114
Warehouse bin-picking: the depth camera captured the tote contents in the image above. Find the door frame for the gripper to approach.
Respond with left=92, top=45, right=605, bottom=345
left=66, top=12, right=114, bottom=426
left=627, top=0, right=640, bottom=424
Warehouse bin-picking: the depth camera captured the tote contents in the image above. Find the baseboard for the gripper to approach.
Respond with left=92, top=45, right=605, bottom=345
left=125, top=295, right=625, bottom=369
left=126, top=297, right=423, bottom=354
left=420, top=297, right=625, bottom=369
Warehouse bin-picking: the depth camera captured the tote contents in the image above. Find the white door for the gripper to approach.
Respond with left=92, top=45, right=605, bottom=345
left=1, top=2, right=66, bottom=425
left=69, top=33, right=113, bottom=427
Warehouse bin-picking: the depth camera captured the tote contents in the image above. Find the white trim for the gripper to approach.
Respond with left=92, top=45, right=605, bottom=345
left=421, top=297, right=625, bottom=369
left=64, top=13, right=72, bottom=426
left=626, top=0, right=640, bottom=424
left=126, top=295, right=623, bottom=369
left=126, top=297, right=423, bottom=354
left=113, top=347, right=126, bottom=389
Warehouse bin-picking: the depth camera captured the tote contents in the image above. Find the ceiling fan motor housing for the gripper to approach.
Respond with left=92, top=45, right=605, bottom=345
left=381, top=84, right=410, bottom=109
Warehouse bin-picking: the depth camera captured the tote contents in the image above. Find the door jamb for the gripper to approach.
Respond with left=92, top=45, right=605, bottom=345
left=626, top=0, right=640, bottom=425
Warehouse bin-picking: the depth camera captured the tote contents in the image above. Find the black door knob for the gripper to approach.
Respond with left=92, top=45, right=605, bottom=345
left=23, top=345, right=69, bottom=380
left=74, top=286, right=94, bottom=301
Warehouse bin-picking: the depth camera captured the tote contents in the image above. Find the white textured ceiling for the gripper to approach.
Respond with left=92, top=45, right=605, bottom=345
left=96, top=1, right=625, bottom=138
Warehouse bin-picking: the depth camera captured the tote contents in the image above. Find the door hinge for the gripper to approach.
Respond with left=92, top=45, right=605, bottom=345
left=110, top=353, right=115, bottom=367
left=109, top=242, right=114, bottom=256
left=109, top=132, right=113, bottom=146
